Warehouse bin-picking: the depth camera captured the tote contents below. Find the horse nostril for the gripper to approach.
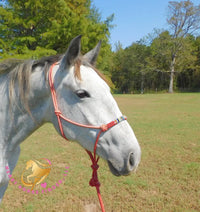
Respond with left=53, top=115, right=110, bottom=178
left=129, top=152, right=135, bottom=168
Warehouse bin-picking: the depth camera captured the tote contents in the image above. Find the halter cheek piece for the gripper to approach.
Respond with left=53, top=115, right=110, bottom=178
left=49, top=63, right=127, bottom=212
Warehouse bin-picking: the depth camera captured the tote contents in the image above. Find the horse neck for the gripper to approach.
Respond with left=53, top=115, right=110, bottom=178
left=1, top=67, right=53, bottom=152
left=27, top=67, right=53, bottom=124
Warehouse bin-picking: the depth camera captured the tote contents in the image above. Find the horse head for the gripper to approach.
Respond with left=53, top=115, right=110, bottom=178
left=50, top=36, right=141, bottom=176
left=25, top=160, right=34, bottom=171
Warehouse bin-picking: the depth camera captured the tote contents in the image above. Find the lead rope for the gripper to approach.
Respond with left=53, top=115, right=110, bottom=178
left=49, top=63, right=127, bottom=212
left=86, top=128, right=105, bottom=212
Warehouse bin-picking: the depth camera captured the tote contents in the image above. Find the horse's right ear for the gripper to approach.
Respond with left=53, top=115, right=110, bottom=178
left=60, top=35, right=82, bottom=70
left=83, top=41, right=102, bottom=66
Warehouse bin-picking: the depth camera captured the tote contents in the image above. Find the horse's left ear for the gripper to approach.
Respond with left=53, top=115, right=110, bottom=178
left=60, top=35, right=82, bottom=70
left=83, top=41, right=102, bottom=66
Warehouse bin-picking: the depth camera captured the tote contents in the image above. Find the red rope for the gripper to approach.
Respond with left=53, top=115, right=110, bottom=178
left=48, top=63, right=127, bottom=212
left=85, top=129, right=105, bottom=212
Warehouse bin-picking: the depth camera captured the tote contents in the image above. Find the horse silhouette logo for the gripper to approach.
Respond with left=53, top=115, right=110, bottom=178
left=21, top=158, right=52, bottom=191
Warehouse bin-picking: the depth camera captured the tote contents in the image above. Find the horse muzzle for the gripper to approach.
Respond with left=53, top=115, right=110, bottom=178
left=107, top=150, right=141, bottom=176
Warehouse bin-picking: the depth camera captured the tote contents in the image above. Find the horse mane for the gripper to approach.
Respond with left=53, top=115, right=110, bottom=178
left=0, top=55, right=63, bottom=114
left=0, top=54, right=107, bottom=115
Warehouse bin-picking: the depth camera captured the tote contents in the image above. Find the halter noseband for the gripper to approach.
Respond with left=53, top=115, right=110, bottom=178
left=49, top=63, right=127, bottom=212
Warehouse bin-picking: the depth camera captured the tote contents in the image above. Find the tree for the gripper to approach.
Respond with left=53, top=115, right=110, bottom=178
left=111, top=29, right=200, bottom=93
left=111, top=41, right=151, bottom=93
left=149, top=30, right=197, bottom=90
left=167, top=0, right=200, bottom=93
left=150, top=31, right=172, bottom=73
left=0, top=0, right=113, bottom=65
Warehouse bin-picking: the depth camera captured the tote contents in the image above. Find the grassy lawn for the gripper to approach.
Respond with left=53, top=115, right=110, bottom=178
left=1, top=93, right=200, bottom=212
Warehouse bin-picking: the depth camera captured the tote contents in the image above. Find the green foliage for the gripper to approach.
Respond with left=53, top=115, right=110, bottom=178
left=0, top=0, right=113, bottom=67
left=112, top=42, right=151, bottom=93
left=166, top=0, right=200, bottom=92
left=150, top=31, right=172, bottom=72
left=112, top=32, right=200, bottom=93
left=111, top=0, right=200, bottom=93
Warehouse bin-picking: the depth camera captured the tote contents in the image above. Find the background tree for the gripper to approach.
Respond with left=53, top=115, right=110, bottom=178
left=0, top=0, right=114, bottom=73
left=176, top=35, right=200, bottom=91
left=167, top=0, right=200, bottom=93
left=111, top=29, right=200, bottom=93
left=111, top=0, right=200, bottom=94
left=111, top=41, right=151, bottom=93
left=149, top=30, right=197, bottom=90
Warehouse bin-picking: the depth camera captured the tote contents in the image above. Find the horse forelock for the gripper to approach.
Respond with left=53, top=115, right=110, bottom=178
left=74, top=56, right=108, bottom=84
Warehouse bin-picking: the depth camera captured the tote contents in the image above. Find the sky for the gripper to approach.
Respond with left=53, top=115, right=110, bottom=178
left=93, top=0, right=200, bottom=49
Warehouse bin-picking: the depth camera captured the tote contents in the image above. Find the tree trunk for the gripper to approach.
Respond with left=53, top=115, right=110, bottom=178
left=169, top=55, right=176, bottom=93
left=141, top=71, right=144, bottom=94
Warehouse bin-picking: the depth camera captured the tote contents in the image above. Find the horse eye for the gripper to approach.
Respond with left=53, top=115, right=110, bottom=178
left=75, top=89, right=90, bottom=98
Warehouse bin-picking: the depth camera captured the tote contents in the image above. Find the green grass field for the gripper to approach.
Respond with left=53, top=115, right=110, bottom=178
left=0, top=93, right=200, bottom=212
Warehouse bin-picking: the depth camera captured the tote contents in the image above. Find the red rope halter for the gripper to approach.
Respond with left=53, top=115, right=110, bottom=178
left=49, top=63, right=127, bottom=212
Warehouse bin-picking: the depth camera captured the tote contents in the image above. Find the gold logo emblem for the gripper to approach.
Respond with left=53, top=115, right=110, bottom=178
left=21, top=158, right=52, bottom=191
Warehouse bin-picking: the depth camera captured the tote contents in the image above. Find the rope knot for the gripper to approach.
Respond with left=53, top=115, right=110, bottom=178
left=55, top=110, right=61, bottom=116
left=91, top=164, right=99, bottom=170
left=89, top=174, right=100, bottom=187
left=89, top=163, right=100, bottom=187
left=100, top=124, right=108, bottom=132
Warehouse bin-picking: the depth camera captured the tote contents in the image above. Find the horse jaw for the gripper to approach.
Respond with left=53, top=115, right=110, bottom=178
left=96, top=120, right=141, bottom=176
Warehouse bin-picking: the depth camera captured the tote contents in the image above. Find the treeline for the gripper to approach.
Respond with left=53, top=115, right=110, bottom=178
left=1, top=0, right=200, bottom=93
left=112, top=33, right=200, bottom=93
left=112, top=0, right=200, bottom=93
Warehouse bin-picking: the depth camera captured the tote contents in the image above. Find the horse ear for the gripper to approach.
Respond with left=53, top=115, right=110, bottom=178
left=61, top=35, right=82, bottom=70
left=83, top=41, right=102, bottom=66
